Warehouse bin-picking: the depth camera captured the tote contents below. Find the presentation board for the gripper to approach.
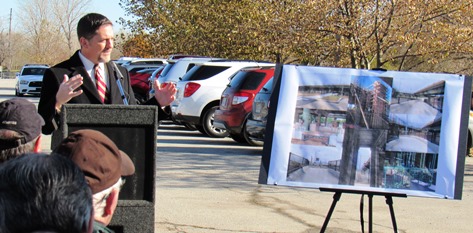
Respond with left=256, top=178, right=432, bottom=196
left=259, top=65, right=470, bottom=199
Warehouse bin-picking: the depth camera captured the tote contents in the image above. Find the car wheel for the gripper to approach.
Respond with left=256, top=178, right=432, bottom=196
left=201, top=106, right=229, bottom=138
left=229, top=133, right=246, bottom=144
left=183, top=123, right=197, bottom=131
left=243, top=120, right=264, bottom=146
left=15, top=89, right=23, bottom=97
left=195, top=124, right=207, bottom=135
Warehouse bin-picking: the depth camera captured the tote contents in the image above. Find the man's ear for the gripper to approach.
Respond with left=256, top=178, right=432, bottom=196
left=79, top=37, right=88, bottom=48
left=33, top=135, right=42, bottom=153
left=104, top=189, right=119, bottom=216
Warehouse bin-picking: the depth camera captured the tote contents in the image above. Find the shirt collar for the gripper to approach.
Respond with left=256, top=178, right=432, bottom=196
left=78, top=51, right=104, bottom=72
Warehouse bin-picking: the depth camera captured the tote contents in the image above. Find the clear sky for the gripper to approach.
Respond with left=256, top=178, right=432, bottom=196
left=0, top=0, right=128, bottom=31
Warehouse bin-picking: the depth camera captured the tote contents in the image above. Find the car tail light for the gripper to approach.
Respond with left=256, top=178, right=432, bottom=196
left=184, top=82, right=201, bottom=97
left=232, top=92, right=252, bottom=105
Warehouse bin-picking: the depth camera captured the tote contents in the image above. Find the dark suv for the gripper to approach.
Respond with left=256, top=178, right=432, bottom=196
left=244, top=76, right=274, bottom=143
left=214, top=67, right=274, bottom=145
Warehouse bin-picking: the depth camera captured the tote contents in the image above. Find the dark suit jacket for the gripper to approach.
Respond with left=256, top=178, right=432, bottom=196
left=38, top=50, right=170, bottom=134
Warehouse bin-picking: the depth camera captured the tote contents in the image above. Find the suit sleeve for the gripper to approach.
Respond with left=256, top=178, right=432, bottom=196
left=142, top=98, right=172, bottom=121
left=121, top=66, right=172, bottom=121
left=38, top=69, right=62, bottom=135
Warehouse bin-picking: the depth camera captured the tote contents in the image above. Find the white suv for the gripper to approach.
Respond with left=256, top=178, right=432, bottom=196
left=148, top=56, right=221, bottom=100
left=15, top=64, right=49, bottom=96
left=171, top=60, right=275, bottom=137
left=157, top=57, right=222, bottom=84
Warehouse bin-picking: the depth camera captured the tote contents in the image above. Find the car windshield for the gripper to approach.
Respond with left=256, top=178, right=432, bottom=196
left=181, top=65, right=230, bottom=81
left=228, top=70, right=266, bottom=90
left=22, top=68, right=46, bottom=76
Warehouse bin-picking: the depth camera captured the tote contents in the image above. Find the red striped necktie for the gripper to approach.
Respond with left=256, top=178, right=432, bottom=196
left=94, top=64, right=108, bottom=103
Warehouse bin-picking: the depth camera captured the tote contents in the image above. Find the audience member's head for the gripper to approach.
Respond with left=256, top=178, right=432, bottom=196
left=0, top=98, right=44, bottom=163
left=54, top=129, right=135, bottom=226
left=0, top=153, right=93, bottom=233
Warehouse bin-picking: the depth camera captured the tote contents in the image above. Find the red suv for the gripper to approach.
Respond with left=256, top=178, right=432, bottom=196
left=214, top=67, right=274, bottom=146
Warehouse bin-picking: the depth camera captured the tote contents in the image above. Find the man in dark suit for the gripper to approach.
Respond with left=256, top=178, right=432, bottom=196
left=38, top=13, right=176, bottom=135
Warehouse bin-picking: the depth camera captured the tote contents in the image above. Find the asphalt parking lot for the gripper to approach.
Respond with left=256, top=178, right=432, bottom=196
left=153, top=124, right=473, bottom=233
left=1, top=78, right=472, bottom=232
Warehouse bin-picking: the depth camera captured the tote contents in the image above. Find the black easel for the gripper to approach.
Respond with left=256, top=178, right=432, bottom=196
left=319, top=188, right=407, bottom=233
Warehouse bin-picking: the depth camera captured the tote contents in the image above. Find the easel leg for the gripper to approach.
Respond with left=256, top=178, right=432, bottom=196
left=320, top=192, right=342, bottom=233
left=368, top=194, right=373, bottom=233
left=360, top=194, right=365, bottom=233
left=385, top=195, right=398, bottom=233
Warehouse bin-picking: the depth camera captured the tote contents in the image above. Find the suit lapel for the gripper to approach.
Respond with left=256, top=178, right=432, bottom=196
left=106, top=62, right=121, bottom=104
left=68, top=52, right=103, bottom=103
left=80, top=67, right=103, bottom=103
left=69, top=51, right=128, bottom=104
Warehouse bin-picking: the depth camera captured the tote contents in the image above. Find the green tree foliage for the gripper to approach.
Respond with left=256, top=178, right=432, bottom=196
left=118, top=0, right=473, bottom=75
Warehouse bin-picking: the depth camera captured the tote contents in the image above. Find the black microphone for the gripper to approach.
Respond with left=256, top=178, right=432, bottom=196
left=111, top=62, right=129, bottom=105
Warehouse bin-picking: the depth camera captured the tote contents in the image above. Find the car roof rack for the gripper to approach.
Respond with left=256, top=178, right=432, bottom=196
left=205, top=59, right=272, bottom=63
left=23, top=64, right=49, bottom=67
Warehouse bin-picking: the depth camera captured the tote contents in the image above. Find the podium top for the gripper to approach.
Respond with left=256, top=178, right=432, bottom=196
left=60, top=104, right=159, bottom=125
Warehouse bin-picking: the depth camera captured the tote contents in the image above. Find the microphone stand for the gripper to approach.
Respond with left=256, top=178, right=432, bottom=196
left=111, top=62, right=129, bottom=105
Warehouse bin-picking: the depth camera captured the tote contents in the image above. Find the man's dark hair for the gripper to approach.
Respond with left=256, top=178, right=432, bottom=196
left=77, top=13, right=113, bottom=40
left=0, top=153, right=92, bottom=233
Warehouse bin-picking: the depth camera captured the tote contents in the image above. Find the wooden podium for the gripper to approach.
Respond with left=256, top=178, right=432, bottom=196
left=52, top=104, right=159, bottom=233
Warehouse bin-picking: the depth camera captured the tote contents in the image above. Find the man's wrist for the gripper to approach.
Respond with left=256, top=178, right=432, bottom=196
left=55, top=103, right=62, bottom=114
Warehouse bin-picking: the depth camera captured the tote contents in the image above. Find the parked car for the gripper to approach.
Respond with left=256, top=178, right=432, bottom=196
left=214, top=67, right=275, bottom=146
left=122, top=58, right=167, bottom=67
left=152, top=56, right=222, bottom=128
left=121, top=58, right=167, bottom=73
left=171, top=60, right=275, bottom=137
left=150, top=56, right=221, bottom=98
left=157, top=57, right=222, bottom=84
left=130, top=67, right=164, bottom=103
left=15, top=64, right=49, bottom=96
left=113, top=56, right=140, bottom=65
left=245, top=76, right=275, bottom=143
